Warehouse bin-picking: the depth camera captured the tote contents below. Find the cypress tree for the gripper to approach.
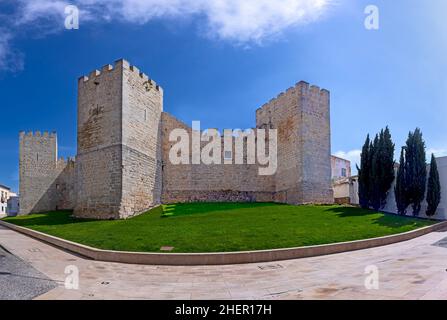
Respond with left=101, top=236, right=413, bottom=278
left=426, top=154, right=441, bottom=218
left=379, top=127, right=395, bottom=208
left=357, top=128, right=395, bottom=211
left=357, top=135, right=371, bottom=209
left=370, top=134, right=381, bottom=210
left=405, top=128, right=427, bottom=216
left=395, top=147, right=409, bottom=215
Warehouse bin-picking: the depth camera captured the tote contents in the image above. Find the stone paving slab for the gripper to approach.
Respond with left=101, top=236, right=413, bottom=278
left=0, top=225, right=447, bottom=300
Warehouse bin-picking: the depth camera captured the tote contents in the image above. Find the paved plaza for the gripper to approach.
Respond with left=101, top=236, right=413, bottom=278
left=0, top=245, right=56, bottom=300
left=0, top=225, right=447, bottom=300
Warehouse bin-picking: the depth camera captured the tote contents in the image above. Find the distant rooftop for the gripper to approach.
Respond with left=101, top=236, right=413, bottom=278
left=331, top=155, right=351, bottom=163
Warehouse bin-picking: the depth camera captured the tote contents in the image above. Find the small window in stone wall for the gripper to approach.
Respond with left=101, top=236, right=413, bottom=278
left=341, top=168, right=347, bottom=177
left=144, top=109, right=147, bottom=121
left=224, top=151, right=232, bottom=160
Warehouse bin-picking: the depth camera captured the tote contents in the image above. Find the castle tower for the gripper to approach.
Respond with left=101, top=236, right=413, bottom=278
left=256, top=81, right=333, bottom=204
left=19, top=131, right=58, bottom=214
left=75, top=59, right=163, bottom=219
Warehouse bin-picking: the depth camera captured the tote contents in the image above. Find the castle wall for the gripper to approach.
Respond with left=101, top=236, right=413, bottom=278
left=161, top=79, right=333, bottom=206
left=20, top=59, right=333, bottom=219
left=54, top=159, right=76, bottom=210
left=161, top=113, right=276, bottom=203
left=19, top=132, right=75, bottom=214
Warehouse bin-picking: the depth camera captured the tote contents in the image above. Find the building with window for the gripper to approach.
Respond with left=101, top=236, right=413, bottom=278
left=331, top=155, right=352, bottom=181
left=0, top=184, right=15, bottom=217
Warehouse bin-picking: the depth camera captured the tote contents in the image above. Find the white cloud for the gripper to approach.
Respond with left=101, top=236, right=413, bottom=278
left=1, top=0, right=333, bottom=71
left=0, top=32, right=10, bottom=63
left=334, top=150, right=361, bottom=175
left=188, top=0, right=330, bottom=43
left=17, top=0, right=70, bottom=25
left=18, top=0, right=332, bottom=40
left=0, top=31, right=24, bottom=73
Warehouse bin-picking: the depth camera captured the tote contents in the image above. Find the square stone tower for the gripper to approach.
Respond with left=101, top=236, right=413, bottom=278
left=19, top=131, right=58, bottom=214
left=19, top=131, right=76, bottom=215
left=75, top=59, right=163, bottom=219
left=256, top=81, right=333, bottom=204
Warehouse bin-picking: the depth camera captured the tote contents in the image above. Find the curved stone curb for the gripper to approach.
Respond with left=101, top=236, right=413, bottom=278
left=1, top=220, right=446, bottom=266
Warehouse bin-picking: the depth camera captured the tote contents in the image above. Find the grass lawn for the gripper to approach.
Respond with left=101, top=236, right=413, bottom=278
left=2, top=203, right=435, bottom=253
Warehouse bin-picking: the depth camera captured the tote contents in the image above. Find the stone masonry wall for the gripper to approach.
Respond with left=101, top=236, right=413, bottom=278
left=20, top=59, right=333, bottom=219
left=120, top=62, right=163, bottom=217
left=161, top=113, right=276, bottom=203
left=19, top=131, right=75, bottom=214
left=256, top=84, right=303, bottom=203
left=256, top=81, right=333, bottom=204
left=298, top=83, right=334, bottom=203
left=75, top=61, right=125, bottom=219
left=160, top=81, right=333, bottom=205
left=75, top=59, right=163, bottom=219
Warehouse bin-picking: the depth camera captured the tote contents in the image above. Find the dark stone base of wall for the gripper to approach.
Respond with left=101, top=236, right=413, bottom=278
left=73, top=206, right=122, bottom=220
left=161, top=190, right=276, bottom=204
left=162, top=189, right=335, bottom=206
left=335, top=197, right=351, bottom=205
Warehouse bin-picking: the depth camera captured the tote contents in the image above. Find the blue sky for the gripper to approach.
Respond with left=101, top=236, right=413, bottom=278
left=1, top=0, right=447, bottom=192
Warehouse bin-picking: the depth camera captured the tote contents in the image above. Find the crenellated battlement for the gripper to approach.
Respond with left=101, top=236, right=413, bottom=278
left=78, top=59, right=121, bottom=83
left=57, top=156, right=76, bottom=169
left=20, top=131, right=57, bottom=139
left=257, top=81, right=329, bottom=113
left=78, top=59, right=163, bottom=92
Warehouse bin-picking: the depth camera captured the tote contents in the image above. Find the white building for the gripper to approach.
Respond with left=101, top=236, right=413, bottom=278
left=331, top=155, right=355, bottom=204
left=331, top=155, right=352, bottom=181
left=333, top=176, right=359, bottom=205
left=0, top=185, right=15, bottom=217
left=7, top=196, right=19, bottom=216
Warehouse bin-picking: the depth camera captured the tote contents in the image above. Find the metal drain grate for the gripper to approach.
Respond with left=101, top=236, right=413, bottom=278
left=433, top=237, right=447, bottom=249
left=258, top=264, right=284, bottom=270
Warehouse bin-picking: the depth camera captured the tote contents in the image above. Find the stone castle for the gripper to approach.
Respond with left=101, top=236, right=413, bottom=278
left=19, top=59, right=333, bottom=220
